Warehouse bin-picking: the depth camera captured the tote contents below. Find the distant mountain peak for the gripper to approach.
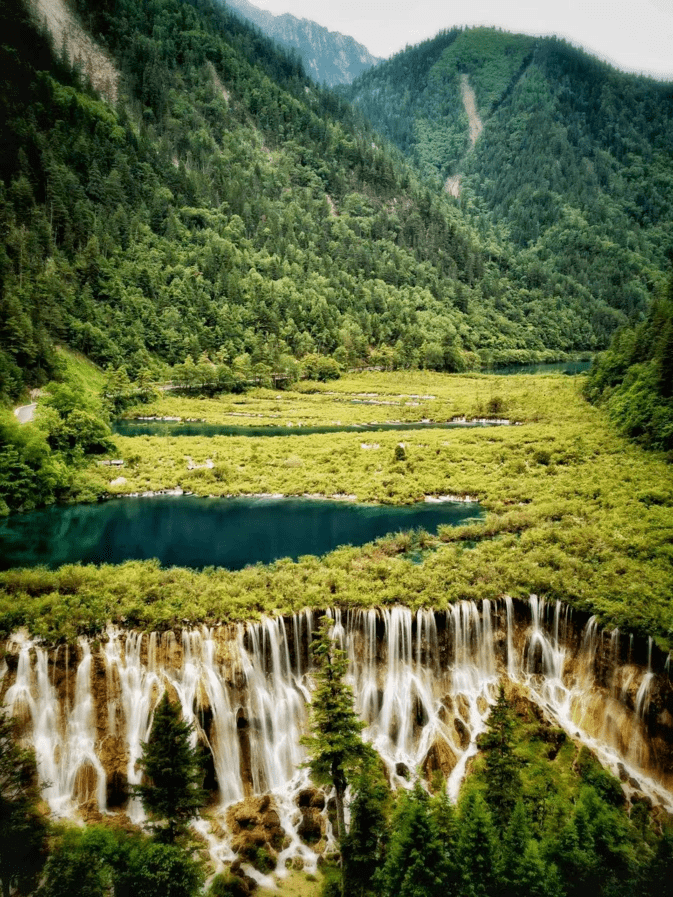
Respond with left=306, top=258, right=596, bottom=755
left=223, top=0, right=383, bottom=86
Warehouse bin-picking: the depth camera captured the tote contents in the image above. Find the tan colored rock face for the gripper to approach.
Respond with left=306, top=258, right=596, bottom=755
left=29, top=0, right=119, bottom=103
left=422, top=738, right=458, bottom=779
left=3, top=598, right=673, bottom=868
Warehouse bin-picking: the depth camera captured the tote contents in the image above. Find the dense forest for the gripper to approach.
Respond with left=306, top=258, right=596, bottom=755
left=2, top=1, right=662, bottom=408
left=585, top=281, right=673, bottom=451
left=345, top=28, right=673, bottom=351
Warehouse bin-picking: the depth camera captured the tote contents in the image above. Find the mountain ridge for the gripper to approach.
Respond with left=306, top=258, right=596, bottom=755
left=223, top=0, right=383, bottom=85
left=345, top=26, right=673, bottom=338
left=1, top=3, right=670, bottom=404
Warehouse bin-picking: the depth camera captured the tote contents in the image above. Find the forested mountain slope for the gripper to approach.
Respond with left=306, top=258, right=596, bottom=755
left=345, top=28, right=673, bottom=347
left=223, top=0, right=382, bottom=86
left=0, top=2, right=657, bottom=402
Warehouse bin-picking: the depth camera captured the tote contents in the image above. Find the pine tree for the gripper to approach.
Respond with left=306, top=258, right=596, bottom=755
left=430, top=785, right=460, bottom=889
left=0, top=712, right=46, bottom=897
left=301, top=617, right=373, bottom=893
left=456, top=790, right=499, bottom=897
left=478, top=684, right=521, bottom=827
left=379, top=783, right=451, bottom=897
left=501, top=800, right=562, bottom=897
left=342, top=760, right=390, bottom=897
left=133, top=694, right=206, bottom=843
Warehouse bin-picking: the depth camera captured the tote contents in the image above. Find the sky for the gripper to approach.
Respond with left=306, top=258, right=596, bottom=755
left=244, top=0, right=673, bottom=80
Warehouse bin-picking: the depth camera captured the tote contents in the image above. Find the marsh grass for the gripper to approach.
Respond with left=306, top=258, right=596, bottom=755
left=2, top=372, right=672, bottom=646
left=123, top=371, right=564, bottom=427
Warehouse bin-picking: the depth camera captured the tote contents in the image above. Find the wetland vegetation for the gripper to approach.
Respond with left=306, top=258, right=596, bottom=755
left=1, top=371, right=671, bottom=649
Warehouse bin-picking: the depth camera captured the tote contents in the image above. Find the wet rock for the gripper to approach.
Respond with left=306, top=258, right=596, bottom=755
left=297, top=787, right=325, bottom=810
left=455, top=695, right=470, bottom=721
left=632, top=793, right=653, bottom=810
left=297, top=807, right=324, bottom=845
left=395, top=762, right=410, bottom=779
left=228, top=863, right=255, bottom=893
left=422, top=738, right=458, bottom=779
left=106, top=770, right=128, bottom=808
left=227, top=795, right=286, bottom=863
left=438, top=696, right=454, bottom=725
left=453, top=717, right=470, bottom=751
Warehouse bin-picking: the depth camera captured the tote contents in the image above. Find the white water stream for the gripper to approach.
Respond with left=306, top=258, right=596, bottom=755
left=3, top=598, right=672, bottom=870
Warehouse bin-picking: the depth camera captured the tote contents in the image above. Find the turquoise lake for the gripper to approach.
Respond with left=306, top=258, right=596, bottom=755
left=0, top=495, right=482, bottom=571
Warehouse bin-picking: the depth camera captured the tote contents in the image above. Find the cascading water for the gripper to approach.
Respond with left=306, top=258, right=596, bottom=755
left=3, top=597, right=673, bottom=873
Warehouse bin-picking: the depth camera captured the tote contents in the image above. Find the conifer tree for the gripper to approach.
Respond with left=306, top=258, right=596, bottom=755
left=302, top=617, right=373, bottom=893
left=0, top=713, right=46, bottom=897
left=133, top=694, right=206, bottom=843
left=379, top=783, right=451, bottom=897
left=430, top=784, right=460, bottom=888
left=501, top=800, right=562, bottom=897
left=478, top=684, right=520, bottom=827
left=342, top=760, right=390, bottom=897
left=456, top=790, right=499, bottom=897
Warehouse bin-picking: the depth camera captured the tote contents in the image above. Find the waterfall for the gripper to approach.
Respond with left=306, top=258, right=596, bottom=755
left=3, top=597, right=673, bottom=866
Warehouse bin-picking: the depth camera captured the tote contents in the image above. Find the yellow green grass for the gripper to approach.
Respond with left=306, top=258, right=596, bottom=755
left=126, top=370, right=543, bottom=426
left=55, top=346, right=106, bottom=402
left=1, top=372, right=672, bottom=646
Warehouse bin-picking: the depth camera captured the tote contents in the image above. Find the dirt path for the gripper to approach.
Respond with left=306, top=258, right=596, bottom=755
left=30, top=0, right=119, bottom=102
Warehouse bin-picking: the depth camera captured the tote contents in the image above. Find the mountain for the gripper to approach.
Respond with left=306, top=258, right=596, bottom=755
left=5, top=3, right=672, bottom=405
left=2, top=0, right=629, bottom=402
left=345, top=28, right=673, bottom=344
left=223, top=0, right=383, bottom=86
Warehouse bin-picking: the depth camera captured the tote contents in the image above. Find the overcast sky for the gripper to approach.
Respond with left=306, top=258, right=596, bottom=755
left=244, top=0, right=673, bottom=80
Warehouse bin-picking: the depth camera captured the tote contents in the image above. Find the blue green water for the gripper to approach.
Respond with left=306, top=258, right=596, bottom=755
left=485, top=361, right=591, bottom=375
left=0, top=495, right=482, bottom=571
left=112, top=419, right=502, bottom=437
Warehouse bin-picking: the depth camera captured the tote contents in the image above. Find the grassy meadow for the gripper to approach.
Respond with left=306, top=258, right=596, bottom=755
left=2, top=371, right=672, bottom=646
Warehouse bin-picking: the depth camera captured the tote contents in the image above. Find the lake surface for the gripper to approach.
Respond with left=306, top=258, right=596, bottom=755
left=486, top=361, right=591, bottom=375
left=0, top=496, right=482, bottom=571
left=112, top=419, right=504, bottom=437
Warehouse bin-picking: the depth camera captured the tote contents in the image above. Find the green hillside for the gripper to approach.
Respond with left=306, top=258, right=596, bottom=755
left=345, top=28, right=673, bottom=348
left=2, top=5, right=663, bottom=405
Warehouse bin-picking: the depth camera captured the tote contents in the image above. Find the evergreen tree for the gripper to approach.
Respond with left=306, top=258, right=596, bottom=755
left=456, top=790, right=499, bottom=897
left=301, top=617, right=373, bottom=893
left=342, top=760, right=390, bottom=897
left=501, top=800, right=562, bottom=897
left=0, top=712, right=46, bottom=897
left=430, top=785, right=460, bottom=890
left=644, top=827, right=673, bottom=897
left=478, top=684, right=520, bottom=827
left=133, top=694, right=206, bottom=843
left=379, top=783, right=451, bottom=897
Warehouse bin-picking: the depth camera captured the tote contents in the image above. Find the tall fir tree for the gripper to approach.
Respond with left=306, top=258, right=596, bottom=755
left=456, top=790, right=499, bottom=897
left=0, top=712, right=46, bottom=897
left=301, top=616, right=373, bottom=894
left=478, top=684, right=521, bottom=827
left=379, top=783, right=451, bottom=897
left=133, top=693, right=206, bottom=843
left=342, top=759, right=390, bottom=897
